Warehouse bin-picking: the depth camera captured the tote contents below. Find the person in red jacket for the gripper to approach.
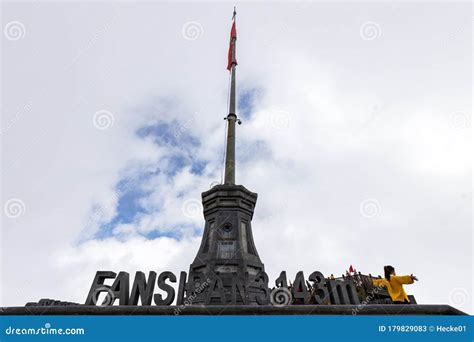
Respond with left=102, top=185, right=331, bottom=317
left=373, top=265, right=418, bottom=304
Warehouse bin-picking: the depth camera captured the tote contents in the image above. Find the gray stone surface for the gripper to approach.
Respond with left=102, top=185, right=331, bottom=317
left=187, top=184, right=267, bottom=305
left=0, top=305, right=466, bottom=316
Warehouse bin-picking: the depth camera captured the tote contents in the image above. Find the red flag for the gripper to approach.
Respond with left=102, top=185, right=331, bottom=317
left=349, top=265, right=354, bottom=273
left=226, top=20, right=237, bottom=71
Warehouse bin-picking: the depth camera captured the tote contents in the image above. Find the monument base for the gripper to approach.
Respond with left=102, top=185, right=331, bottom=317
left=0, top=305, right=466, bottom=315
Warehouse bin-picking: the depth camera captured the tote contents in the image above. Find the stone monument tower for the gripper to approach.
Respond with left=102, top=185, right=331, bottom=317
left=187, top=9, right=266, bottom=305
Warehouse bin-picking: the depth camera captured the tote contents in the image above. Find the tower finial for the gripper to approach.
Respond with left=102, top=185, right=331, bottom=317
left=224, top=8, right=238, bottom=185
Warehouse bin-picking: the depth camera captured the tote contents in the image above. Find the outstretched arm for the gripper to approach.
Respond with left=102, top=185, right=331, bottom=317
left=393, top=275, right=417, bottom=284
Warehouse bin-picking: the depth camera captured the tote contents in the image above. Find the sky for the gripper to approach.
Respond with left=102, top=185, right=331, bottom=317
left=1, top=1, right=472, bottom=313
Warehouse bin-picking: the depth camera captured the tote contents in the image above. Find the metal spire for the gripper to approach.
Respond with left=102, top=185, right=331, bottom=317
left=224, top=7, right=238, bottom=185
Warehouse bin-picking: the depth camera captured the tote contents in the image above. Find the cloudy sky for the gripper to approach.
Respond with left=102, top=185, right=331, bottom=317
left=1, top=1, right=472, bottom=313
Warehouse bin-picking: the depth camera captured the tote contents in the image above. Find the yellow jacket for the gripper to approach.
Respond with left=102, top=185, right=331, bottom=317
left=373, top=275, right=413, bottom=302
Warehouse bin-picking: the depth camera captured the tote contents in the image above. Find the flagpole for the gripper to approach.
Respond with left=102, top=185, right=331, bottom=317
left=224, top=8, right=237, bottom=185
left=229, top=7, right=237, bottom=116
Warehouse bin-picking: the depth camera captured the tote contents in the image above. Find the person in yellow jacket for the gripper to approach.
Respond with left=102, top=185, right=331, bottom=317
left=373, top=265, right=418, bottom=304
